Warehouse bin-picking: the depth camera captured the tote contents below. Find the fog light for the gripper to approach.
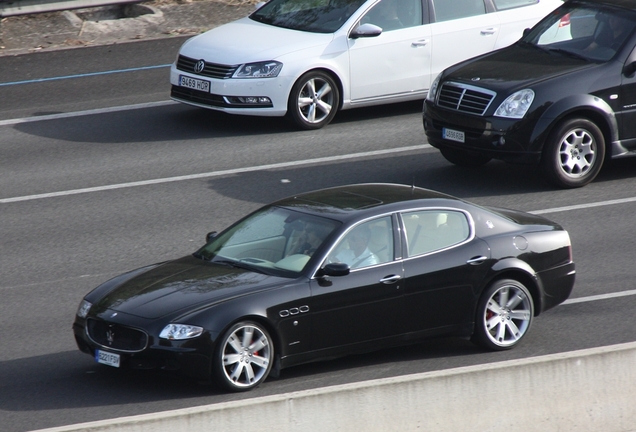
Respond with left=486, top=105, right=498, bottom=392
left=225, top=96, right=273, bottom=107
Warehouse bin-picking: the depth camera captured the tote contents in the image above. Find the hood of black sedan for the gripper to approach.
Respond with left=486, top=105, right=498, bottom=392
left=446, top=44, right=596, bottom=89
left=92, top=256, right=290, bottom=319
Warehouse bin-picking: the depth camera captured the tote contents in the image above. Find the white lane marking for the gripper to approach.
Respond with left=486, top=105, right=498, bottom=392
left=0, top=101, right=176, bottom=126
left=0, top=145, right=432, bottom=203
left=0, top=64, right=171, bottom=88
left=529, top=197, right=636, bottom=215
left=563, top=289, right=636, bottom=305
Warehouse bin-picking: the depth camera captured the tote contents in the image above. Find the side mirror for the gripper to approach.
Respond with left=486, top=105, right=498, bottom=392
left=350, top=23, right=382, bottom=39
left=206, top=231, right=218, bottom=243
left=624, top=61, right=636, bottom=77
left=317, top=262, right=350, bottom=278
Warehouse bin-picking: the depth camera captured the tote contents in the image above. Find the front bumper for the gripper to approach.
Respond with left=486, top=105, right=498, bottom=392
left=423, top=101, right=543, bottom=165
left=169, top=64, right=293, bottom=117
left=73, top=318, right=214, bottom=381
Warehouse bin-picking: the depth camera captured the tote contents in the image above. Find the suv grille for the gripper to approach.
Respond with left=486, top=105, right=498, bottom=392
left=437, top=82, right=496, bottom=116
left=87, top=318, right=148, bottom=352
left=176, top=55, right=238, bottom=79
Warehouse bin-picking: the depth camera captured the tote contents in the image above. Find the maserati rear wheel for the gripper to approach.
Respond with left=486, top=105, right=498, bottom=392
left=472, top=279, right=534, bottom=351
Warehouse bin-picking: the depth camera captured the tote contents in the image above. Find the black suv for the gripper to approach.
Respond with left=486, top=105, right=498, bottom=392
left=423, top=0, right=636, bottom=188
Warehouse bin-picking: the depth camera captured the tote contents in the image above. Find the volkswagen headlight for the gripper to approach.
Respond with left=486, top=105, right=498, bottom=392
left=494, top=89, right=534, bottom=119
left=234, top=61, right=283, bottom=78
left=160, top=324, right=204, bottom=340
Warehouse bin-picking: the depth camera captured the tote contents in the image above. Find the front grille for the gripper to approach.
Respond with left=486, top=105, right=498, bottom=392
left=437, top=82, right=496, bottom=116
left=176, top=55, right=238, bottom=79
left=86, top=318, right=148, bottom=352
left=171, top=85, right=228, bottom=108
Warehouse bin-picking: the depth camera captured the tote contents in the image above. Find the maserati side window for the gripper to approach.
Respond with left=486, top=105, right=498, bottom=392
left=328, top=216, right=393, bottom=269
left=402, top=210, right=470, bottom=256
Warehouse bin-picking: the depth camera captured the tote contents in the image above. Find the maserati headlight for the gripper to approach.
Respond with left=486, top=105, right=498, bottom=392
left=160, top=324, right=204, bottom=340
left=234, top=61, right=283, bottom=78
left=494, top=89, right=534, bottom=119
left=76, top=300, right=92, bottom=318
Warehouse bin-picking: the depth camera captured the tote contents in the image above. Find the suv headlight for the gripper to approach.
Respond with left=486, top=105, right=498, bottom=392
left=494, top=89, right=534, bottom=119
left=426, top=73, right=442, bottom=102
left=234, top=61, right=283, bottom=78
left=160, top=324, right=204, bottom=340
left=77, top=300, right=92, bottom=318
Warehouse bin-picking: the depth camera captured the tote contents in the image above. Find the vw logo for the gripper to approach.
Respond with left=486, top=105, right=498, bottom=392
left=194, top=60, right=205, bottom=73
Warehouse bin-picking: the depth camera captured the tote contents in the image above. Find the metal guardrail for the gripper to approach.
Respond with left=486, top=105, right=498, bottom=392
left=0, top=0, right=141, bottom=17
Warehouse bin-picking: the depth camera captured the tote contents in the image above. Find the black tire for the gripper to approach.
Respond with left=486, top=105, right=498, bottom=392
left=540, top=118, right=605, bottom=188
left=287, top=70, right=339, bottom=130
left=213, top=321, right=274, bottom=392
left=440, top=147, right=491, bottom=167
left=471, top=279, right=534, bottom=351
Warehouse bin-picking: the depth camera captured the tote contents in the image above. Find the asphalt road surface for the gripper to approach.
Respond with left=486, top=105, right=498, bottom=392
left=2, top=37, right=636, bottom=432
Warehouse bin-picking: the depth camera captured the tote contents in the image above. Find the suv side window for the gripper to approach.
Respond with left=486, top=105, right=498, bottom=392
left=432, top=0, right=486, bottom=22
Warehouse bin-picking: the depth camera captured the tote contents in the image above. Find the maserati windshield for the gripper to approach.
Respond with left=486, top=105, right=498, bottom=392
left=196, top=207, right=340, bottom=276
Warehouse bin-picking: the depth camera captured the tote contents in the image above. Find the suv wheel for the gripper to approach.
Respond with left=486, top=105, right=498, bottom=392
left=541, top=118, right=605, bottom=188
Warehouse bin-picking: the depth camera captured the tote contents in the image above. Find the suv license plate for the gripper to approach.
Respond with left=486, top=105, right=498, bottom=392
left=443, top=128, right=465, bottom=143
left=96, top=350, right=120, bottom=368
left=179, top=75, right=210, bottom=92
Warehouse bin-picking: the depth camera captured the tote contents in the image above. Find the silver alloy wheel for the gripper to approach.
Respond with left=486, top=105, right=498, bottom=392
left=297, top=76, right=335, bottom=125
left=482, top=282, right=532, bottom=348
left=557, top=127, right=597, bottom=178
left=220, top=323, right=272, bottom=389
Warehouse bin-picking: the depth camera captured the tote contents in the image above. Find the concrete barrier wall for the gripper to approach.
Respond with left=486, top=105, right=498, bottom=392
left=33, top=342, right=636, bottom=432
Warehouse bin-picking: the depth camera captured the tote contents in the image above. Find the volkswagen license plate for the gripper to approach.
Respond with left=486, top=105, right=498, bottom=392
left=95, top=349, right=120, bottom=368
left=442, top=128, right=465, bottom=143
left=179, top=75, right=210, bottom=92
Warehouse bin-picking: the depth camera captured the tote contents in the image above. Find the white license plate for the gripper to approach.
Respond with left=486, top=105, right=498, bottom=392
left=179, top=75, right=210, bottom=92
left=95, top=349, right=120, bottom=368
left=443, top=128, right=465, bottom=143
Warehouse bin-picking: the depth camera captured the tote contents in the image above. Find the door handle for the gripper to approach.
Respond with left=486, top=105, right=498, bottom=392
left=380, top=274, right=402, bottom=284
left=411, top=39, right=429, bottom=47
left=467, top=256, right=488, bottom=265
left=481, top=28, right=497, bottom=35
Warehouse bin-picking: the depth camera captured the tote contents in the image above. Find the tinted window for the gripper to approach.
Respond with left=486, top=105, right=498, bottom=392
left=526, top=5, right=636, bottom=62
left=432, top=0, right=485, bottom=22
left=402, top=210, right=469, bottom=256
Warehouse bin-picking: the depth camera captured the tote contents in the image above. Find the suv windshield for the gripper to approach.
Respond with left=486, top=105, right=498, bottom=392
left=250, top=0, right=367, bottom=33
left=522, top=4, right=636, bottom=62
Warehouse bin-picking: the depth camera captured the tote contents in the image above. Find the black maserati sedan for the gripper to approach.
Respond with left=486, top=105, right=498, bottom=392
left=74, top=184, right=575, bottom=392
left=423, top=0, right=636, bottom=188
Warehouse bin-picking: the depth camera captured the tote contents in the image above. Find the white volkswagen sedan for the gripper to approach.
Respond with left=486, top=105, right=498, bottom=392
left=170, top=0, right=562, bottom=129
